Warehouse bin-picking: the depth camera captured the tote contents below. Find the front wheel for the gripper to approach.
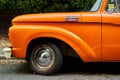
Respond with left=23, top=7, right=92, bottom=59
left=28, top=42, right=63, bottom=75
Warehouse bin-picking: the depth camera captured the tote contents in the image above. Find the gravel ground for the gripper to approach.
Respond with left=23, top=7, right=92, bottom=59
left=0, top=36, right=26, bottom=64
left=0, top=37, right=11, bottom=48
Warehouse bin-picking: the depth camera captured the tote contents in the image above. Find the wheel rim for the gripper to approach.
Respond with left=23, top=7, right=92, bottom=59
left=32, top=45, right=55, bottom=71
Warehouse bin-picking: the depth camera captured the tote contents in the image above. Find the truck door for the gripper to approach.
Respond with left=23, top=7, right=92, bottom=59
left=102, top=0, right=120, bottom=61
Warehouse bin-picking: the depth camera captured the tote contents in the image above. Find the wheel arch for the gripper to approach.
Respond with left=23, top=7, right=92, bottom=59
left=25, top=27, right=98, bottom=62
left=26, top=37, right=80, bottom=60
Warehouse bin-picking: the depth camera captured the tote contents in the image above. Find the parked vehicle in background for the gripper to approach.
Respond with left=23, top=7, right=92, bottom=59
left=9, top=0, right=120, bottom=75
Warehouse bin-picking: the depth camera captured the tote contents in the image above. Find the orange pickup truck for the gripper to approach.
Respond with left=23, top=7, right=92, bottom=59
left=9, top=0, right=120, bottom=75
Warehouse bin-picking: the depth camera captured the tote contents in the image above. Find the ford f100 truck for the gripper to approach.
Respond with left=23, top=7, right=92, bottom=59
left=9, top=0, right=120, bottom=75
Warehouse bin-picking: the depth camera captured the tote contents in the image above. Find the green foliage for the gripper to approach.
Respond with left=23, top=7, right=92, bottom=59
left=70, top=0, right=89, bottom=11
left=43, top=2, right=69, bottom=12
left=0, top=0, right=48, bottom=14
left=0, top=0, right=88, bottom=15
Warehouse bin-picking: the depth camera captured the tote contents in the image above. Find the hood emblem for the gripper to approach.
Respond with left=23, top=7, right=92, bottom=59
left=64, top=16, right=79, bottom=22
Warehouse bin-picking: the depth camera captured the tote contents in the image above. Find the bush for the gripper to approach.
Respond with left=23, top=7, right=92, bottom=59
left=0, top=0, right=48, bottom=14
left=0, top=0, right=88, bottom=15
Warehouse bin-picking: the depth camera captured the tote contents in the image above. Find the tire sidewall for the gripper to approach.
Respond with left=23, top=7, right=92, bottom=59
left=28, top=42, right=63, bottom=75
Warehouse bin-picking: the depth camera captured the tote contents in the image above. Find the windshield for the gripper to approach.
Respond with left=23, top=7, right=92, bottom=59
left=83, top=0, right=102, bottom=12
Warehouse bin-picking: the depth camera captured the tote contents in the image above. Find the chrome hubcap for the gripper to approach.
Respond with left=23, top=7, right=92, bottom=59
left=33, top=45, right=55, bottom=69
left=38, top=49, right=51, bottom=66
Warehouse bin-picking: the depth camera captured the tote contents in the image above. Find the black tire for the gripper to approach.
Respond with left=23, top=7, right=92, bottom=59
left=28, top=42, right=63, bottom=75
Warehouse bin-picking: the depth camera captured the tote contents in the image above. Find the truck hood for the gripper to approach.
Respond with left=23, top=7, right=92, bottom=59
left=12, top=13, right=81, bottom=23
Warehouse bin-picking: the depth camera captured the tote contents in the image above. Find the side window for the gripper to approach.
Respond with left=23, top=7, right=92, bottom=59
left=106, top=0, right=117, bottom=13
left=117, top=0, right=120, bottom=12
left=106, top=0, right=120, bottom=13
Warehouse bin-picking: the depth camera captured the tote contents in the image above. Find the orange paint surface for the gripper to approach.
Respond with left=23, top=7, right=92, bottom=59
left=9, top=0, right=120, bottom=62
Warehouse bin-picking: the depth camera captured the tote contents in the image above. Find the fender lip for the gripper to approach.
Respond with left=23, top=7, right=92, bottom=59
left=24, top=26, right=98, bottom=62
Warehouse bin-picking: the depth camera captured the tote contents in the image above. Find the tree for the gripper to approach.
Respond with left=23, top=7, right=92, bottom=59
left=0, top=0, right=88, bottom=15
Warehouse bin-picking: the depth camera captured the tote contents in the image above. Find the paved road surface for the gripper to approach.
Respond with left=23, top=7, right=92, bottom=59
left=0, top=59, right=120, bottom=80
left=0, top=48, right=120, bottom=80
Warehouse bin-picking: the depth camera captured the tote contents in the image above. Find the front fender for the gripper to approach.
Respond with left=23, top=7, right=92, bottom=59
left=9, top=25, right=98, bottom=62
